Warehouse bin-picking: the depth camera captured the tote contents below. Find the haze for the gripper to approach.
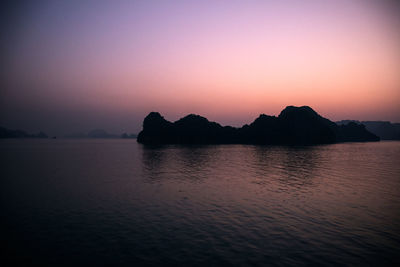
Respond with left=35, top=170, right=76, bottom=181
left=1, top=0, right=400, bottom=136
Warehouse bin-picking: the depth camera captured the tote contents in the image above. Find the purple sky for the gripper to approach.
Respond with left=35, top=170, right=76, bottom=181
left=1, top=0, right=400, bottom=136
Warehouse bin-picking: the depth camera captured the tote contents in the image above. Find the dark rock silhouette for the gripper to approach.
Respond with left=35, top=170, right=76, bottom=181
left=336, top=120, right=400, bottom=140
left=0, top=126, right=48, bottom=139
left=362, top=121, right=400, bottom=140
left=239, top=106, right=337, bottom=144
left=335, top=122, right=380, bottom=142
left=137, top=106, right=379, bottom=145
left=336, top=120, right=360, bottom=125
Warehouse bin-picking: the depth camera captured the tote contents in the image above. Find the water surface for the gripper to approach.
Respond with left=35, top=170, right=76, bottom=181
left=1, top=140, right=400, bottom=266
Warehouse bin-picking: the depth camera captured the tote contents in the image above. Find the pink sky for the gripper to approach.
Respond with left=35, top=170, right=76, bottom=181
left=1, top=0, right=400, bottom=134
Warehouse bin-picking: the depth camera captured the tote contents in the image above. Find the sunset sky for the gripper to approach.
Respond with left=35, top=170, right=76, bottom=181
left=1, top=0, right=400, bottom=135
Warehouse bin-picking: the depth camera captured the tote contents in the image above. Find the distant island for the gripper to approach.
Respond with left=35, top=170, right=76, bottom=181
left=0, top=127, right=48, bottom=139
left=336, top=120, right=400, bottom=140
left=137, top=106, right=380, bottom=145
left=3, top=106, right=397, bottom=143
left=64, top=129, right=137, bottom=139
left=1, top=127, right=137, bottom=139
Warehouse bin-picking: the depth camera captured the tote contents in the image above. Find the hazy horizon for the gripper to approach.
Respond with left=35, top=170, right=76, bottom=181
left=1, top=106, right=400, bottom=137
left=1, top=0, right=400, bottom=136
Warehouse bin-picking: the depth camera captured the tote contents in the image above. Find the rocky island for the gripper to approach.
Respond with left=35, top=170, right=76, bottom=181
left=0, top=127, right=48, bottom=139
left=137, top=106, right=379, bottom=145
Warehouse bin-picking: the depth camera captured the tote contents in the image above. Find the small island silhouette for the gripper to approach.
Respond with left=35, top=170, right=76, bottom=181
left=337, top=120, right=400, bottom=140
left=137, top=106, right=379, bottom=145
left=0, top=127, right=48, bottom=139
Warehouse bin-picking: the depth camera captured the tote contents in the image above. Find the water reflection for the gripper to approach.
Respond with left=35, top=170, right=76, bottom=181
left=140, top=145, right=222, bottom=184
left=2, top=140, right=400, bottom=266
left=141, top=145, right=167, bottom=173
left=141, top=144, right=325, bottom=191
left=278, top=146, right=321, bottom=189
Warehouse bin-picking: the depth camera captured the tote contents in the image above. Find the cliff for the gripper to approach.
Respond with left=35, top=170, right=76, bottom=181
left=137, top=106, right=379, bottom=145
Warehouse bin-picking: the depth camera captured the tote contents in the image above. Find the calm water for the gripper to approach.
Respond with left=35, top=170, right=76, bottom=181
left=1, top=140, right=400, bottom=266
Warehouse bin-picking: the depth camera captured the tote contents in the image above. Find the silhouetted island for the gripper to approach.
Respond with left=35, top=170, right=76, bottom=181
left=137, top=106, right=379, bottom=145
left=0, top=126, right=48, bottom=139
left=336, top=120, right=400, bottom=140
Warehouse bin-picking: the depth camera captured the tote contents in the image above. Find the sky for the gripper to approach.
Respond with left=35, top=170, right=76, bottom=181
left=1, top=0, right=400, bottom=136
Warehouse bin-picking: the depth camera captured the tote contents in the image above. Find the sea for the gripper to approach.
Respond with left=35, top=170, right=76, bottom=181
left=1, top=139, right=400, bottom=266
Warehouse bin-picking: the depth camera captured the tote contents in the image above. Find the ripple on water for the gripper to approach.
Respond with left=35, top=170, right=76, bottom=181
left=1, top=140, right=400, bottom=266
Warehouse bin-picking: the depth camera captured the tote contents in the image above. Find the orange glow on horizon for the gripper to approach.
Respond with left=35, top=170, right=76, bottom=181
left=2, top=0, right=400, bottom=134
